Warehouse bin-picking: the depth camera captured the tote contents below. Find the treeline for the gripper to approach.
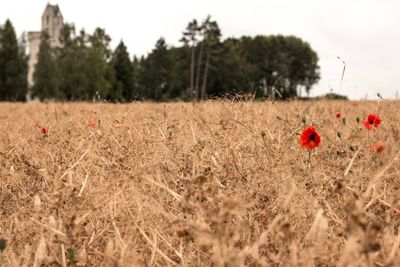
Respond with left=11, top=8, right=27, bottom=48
left=0, top=20, right=28, bottom=101
left=0, top=17, right=320, bottom=102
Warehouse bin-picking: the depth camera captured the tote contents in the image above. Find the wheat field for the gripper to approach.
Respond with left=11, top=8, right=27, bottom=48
left=0, top=100, right=399, bottom=266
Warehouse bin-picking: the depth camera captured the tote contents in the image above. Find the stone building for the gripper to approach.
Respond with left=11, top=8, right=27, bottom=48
left=27, top=4, right=63, bottom=89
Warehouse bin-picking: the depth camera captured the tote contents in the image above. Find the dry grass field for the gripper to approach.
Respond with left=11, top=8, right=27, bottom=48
left=0, top=100, right=399, bottom=266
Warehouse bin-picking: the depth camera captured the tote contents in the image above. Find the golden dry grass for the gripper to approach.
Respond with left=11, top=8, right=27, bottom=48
left=0, top=100, right=399, bottom=266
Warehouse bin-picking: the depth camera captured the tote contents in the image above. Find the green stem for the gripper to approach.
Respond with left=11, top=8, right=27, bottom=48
left=376, top=99, right=381, bottom=114
left=367, top=130, right=371, bottom=146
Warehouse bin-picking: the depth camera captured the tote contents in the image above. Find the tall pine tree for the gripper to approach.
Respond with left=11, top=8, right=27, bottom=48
left=140, top=38, right=172, bottom=100
left=0, top=19, right=27, bottom=101
left=110, top=41, right=135, bottom=101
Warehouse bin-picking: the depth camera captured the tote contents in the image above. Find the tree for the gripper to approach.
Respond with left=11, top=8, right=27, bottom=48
left=131, top=56, right=142, bottom=97
left=284, top=36, right=319, bottom=97
left=180, top=19, right=199, bottom=102
left=111, top=41, right=135, bottom=101
left=0, top=19, right=27, bottom=101
left=139, top=38, right=172, bottom=100
left=180, top=16, right=222, bottom=101
left=58, top=24, right=89, bottom=100
left=199, top=16, right=221, bottom=100
left=32, top=32, right=61, bottom=100
left=57, top=25, right=114, bottom=100
left=167, top=46, right=190, bottom=99
left=85, top=28, right=113, bottom=99
left=209, top=38, right=252, bottom=97
left=236, top=35, right=320, bottom=99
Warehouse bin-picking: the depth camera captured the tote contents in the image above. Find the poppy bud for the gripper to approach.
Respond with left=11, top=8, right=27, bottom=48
left=337, top=132, right=342, bottom=139
left=356, top=117, right=360, bottom=124
left=341, top=117, right=346, bottom=125
left=377, top=92, right=383, bottom=99
left=370, top=143, right=385, bottom=154
left=66, top=248, right=76, bottom=262
left=0, top=238, right=6, bottom=251
left=301, top=116, right=306, bottom=124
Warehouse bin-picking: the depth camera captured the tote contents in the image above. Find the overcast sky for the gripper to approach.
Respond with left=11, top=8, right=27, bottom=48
left=1, top=0, right=399, bottom=99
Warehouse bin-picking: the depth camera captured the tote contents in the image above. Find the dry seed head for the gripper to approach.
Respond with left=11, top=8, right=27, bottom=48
left=9, top=165, right=15, bottom=176
left=337, top=237, right=361, bottom=267
left=221, top=197, right=238, bottom=210
left=33, top=235, right=47, bottom=267
left=34, top=194, right=41, bottom=212
left=104, top=239, right=114, bottom=259
left=67, top=171, right=73, bottom=186
left=48, top=215, right=57, bottom=229
left=305, top=209, right=329, bottom=243
left=38, top=168, right=48, bottom=178
left=77, top=246, right=88, bottom=266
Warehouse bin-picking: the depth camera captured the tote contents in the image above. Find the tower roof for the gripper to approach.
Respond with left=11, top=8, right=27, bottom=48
left=42, top=3, right=63, bottom=18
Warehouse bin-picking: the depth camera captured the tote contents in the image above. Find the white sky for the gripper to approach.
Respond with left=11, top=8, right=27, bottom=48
left=1, top=0, right=399, bottom=99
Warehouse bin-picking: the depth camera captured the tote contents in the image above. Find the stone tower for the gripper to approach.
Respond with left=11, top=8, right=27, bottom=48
left=27, top=4, right=63, bottom=89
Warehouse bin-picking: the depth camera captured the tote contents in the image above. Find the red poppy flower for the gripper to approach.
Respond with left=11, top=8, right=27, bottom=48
left=363, top=114, right=380, bottom=130
left=370, top=143, right=385, bottom=154
left=258, top=210, right=268, bottom=218
left=336, top=112, right=341, bottom=119
left=41, top=127, right=47, bottom=136
left=300, top=126, right=321, bottom=150
left=88, top=118, right=96, bottom=129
